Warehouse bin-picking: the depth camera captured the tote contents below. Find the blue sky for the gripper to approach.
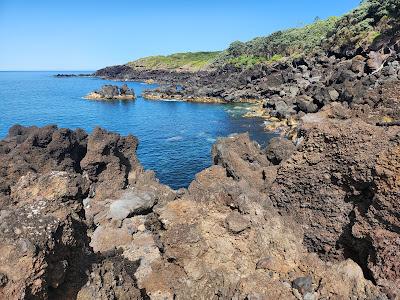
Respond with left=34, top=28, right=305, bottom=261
left=0, top=0, right=360, bottom=71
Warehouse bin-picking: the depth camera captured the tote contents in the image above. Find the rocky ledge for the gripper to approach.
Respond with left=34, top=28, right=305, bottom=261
left=142, top=85, right=259, bottom=104
left=85, top=84, right=135, bottom=100
left=0, top=111, right=399, bottom=299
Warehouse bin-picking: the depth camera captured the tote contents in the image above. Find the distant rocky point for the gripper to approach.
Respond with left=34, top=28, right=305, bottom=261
left=85, top=84, right=135, bottom=100
left=54, top=73, right=92, bottom=77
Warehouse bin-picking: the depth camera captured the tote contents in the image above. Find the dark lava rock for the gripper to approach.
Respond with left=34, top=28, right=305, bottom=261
left=0, top=273, right=8, bottom=287
left=292, top=276, right=313, bottom=295
left=297, top=95, right=319, bottom=113
left=265, top=137, right=295, bottom=165
left=87, top=84, right=135, bottom=100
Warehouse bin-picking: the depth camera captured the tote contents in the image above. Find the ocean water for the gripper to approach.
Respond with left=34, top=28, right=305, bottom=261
left=0, top=71, right=274, bottom=189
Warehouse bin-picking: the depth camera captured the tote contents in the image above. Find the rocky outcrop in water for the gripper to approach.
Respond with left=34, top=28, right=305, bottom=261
left=85, top=84, right=135, bottom=100
left=0, top=119, right=398, bottom=299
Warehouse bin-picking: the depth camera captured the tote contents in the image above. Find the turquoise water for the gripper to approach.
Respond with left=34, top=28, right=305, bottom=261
left=0, top=71, right=273, bottom=189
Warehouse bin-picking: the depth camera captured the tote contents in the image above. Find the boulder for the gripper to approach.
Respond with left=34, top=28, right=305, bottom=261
left=297, top=95, right=319, bottom=113
left=100, top=85, right=119, bottom=98
left=80, top=127, right=142, bottom=201
left=265, top=137, right=295, bottom=165
left=292, top=276, right=313, bottom=295
left=351, top=55, right=366, bottom=75
left=328, top=87, right=340, bottom=101
left=119, top=83, right=133, bottom=95
left=367, top=51, right=389, bottom=73
left=108, top=189, right=156, bottom=221
left=212, top=133, right=270, bottom=188
left=272, top=100, right=296, bottom=119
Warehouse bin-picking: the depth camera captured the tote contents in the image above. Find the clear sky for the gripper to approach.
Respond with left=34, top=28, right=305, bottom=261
left=0, top=0, right=360, bottom=71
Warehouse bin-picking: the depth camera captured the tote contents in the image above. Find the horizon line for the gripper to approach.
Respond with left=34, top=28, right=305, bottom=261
left=0, top=70, right=96, bottom=72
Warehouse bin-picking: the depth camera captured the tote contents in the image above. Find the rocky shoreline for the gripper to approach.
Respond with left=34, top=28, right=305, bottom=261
left=142, top=89, right=262, bottom=104
left=0, top=111, right=399, bottom=299
left=94, top=37, right=400, bottom=138
left=2, top=1, right=399, bottom=298
left=96, top=45, right=400, bottom=120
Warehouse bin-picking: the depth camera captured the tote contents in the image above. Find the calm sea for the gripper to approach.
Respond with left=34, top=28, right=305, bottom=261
left=0, top=71, right=273, bottom=189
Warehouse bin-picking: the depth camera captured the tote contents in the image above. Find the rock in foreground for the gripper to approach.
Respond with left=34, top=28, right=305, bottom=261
left=85, top=84, right=135, bottom=100
left=0, top=121, right=398, bottom=299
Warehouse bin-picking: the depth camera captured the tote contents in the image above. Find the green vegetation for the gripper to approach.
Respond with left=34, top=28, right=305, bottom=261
left=227, top=54, right=284, bottom=68
left=127, top=51, right=221, bottom=71
left=126, top=0, right=399, bottom=71
left=227, top=55, right=267, bottom=67
left=215, top=16, right=339, bottom=66
left=324, top=0, right=400, bottom=51
left=217, top=0, right=399, bottom=66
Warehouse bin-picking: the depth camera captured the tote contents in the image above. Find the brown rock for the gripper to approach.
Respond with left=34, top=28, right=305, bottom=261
left=265, top=137, right=295, bottom=165
left=269, top=116, right=400, bottom=295
left=351, top=55, right=366, bottom=75
left=0, top=123, right=396, bottom=299
left=212, top=133, right=270, bottom=188
left=225, top=211, right=251, bottom=233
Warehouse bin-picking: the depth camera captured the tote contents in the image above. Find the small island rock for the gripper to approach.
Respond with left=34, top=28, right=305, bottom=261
left=85, top=84, right=135, bottom=100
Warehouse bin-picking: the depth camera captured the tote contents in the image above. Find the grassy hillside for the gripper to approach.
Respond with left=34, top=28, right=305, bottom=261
left=126, top=17, right=339, bottom=70
left=127, top=51, right=221, bottom=71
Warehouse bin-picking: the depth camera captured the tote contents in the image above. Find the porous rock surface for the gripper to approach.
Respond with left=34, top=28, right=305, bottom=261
left=0, top=120, right=398, bottom=299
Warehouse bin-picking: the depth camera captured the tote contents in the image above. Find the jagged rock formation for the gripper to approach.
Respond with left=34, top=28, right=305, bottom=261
left=267, top=107, right=400, bottom=295
left=0, top=119, right=398, bottom=299
left=85, top=84, right=135, bottom=100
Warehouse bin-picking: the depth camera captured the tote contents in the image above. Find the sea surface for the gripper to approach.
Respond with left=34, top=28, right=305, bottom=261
left=0, top=71, right=274, bottom=189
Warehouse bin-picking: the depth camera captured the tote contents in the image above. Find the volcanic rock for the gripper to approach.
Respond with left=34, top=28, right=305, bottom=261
left=85, top=84, right=135, bottom=100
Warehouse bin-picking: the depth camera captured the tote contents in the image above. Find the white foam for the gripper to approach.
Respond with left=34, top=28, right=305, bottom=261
left=166, top=136, right=184, bottom=142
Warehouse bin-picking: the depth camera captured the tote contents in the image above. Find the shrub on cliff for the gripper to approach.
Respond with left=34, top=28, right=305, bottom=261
left=218, top=0, right=400, bottom=65
left=214, top=16, right=339, bottom=65
left=324, top=0, right=400, bottom=55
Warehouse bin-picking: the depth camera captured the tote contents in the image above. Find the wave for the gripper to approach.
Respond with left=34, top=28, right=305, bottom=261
left=166, top=135, right=184, bottom=142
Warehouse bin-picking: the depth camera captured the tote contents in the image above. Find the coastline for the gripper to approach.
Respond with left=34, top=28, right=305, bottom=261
left=2, top=0, right=399, bottom=297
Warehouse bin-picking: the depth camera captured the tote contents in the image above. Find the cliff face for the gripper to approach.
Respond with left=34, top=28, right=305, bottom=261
left=0, top=115, right=399, bottom=299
